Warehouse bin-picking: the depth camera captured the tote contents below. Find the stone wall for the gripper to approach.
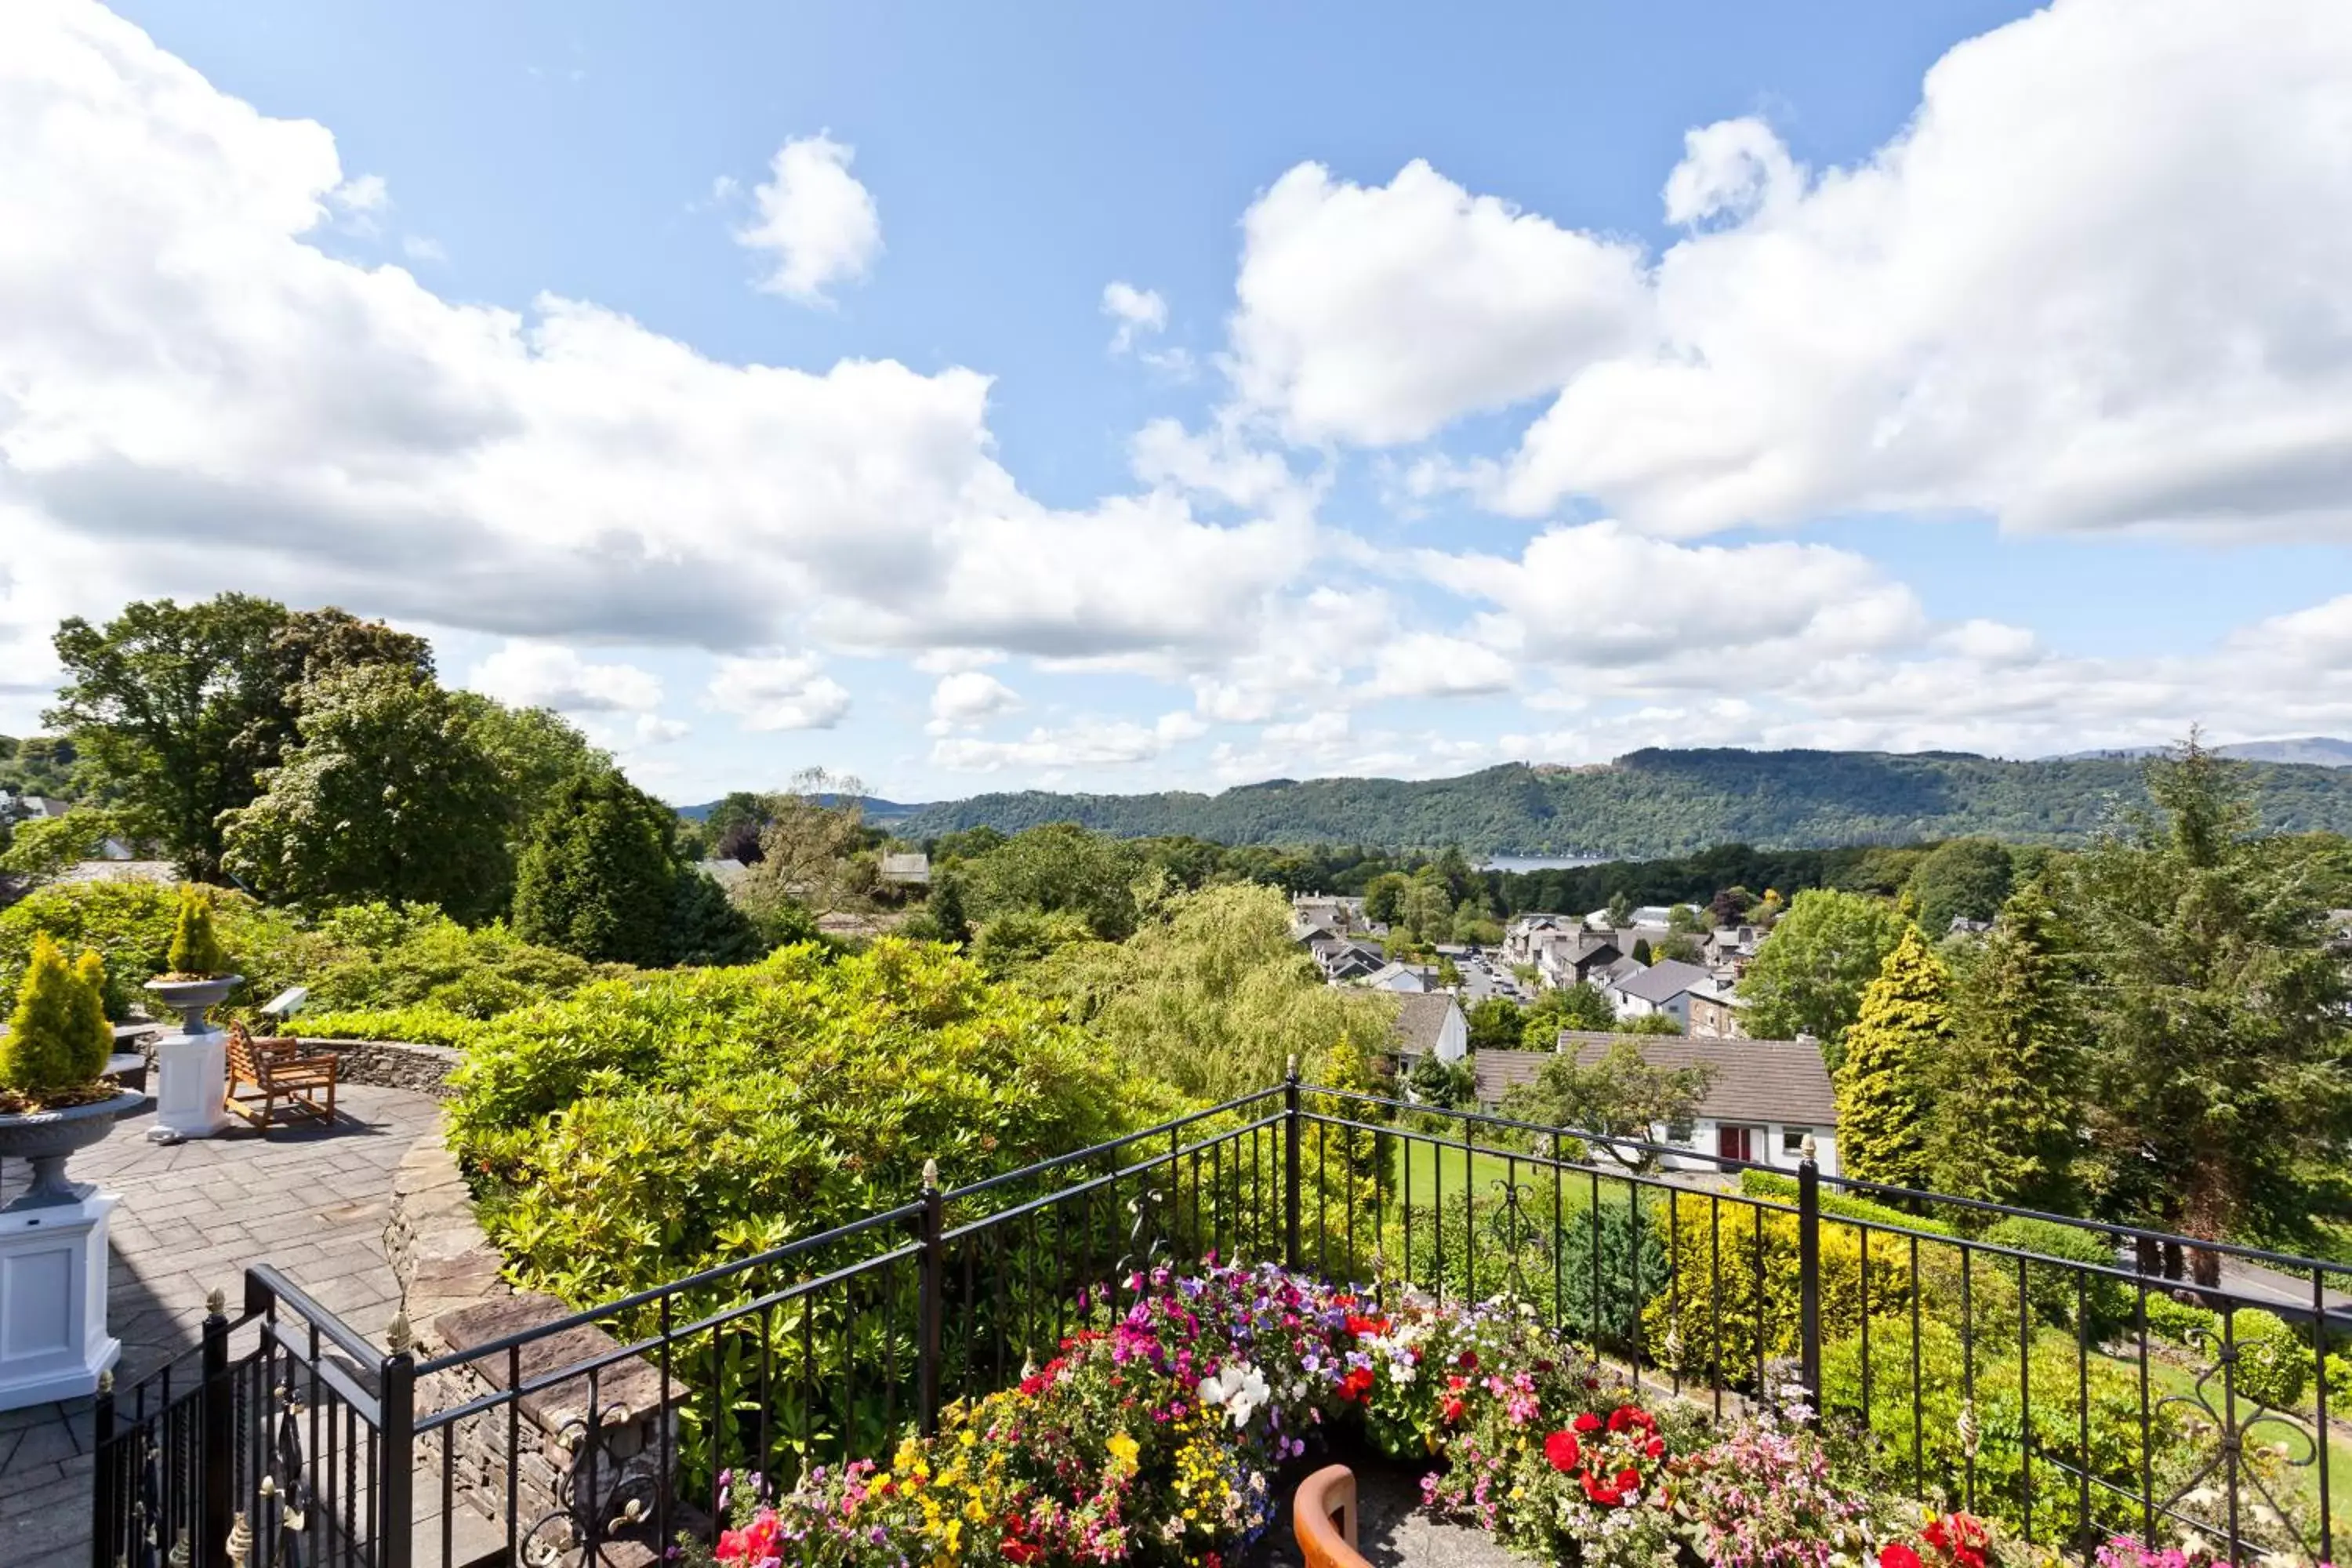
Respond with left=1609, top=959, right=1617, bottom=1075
left=388, top=1126, right=676, bottom=1566
left=132, top=1034, right=462, bottom=1098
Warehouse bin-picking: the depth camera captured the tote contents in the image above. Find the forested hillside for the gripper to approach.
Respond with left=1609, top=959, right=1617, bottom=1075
left=892, top=747, right=2352, bottom=857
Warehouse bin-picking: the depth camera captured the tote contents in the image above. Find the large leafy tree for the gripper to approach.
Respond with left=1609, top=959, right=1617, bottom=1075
left=219, top=665, right=513, bottom=919
left=736, top=770, right=881, bottom=924
left=1737, top=887, right=1914, bottom=1062
left=46, top=597, right=429, bottom=877
left=1906, top=837, right=2015, bottom=935
left=1922, top=883, right=2082, bottom=1210
left=2065, top=741, right=2352, bottom=1268
left=963, top=821, right=1142, bottom=940
left=1835, top=927, right=1951, bottom=1189
left=511, top=771, right=681, bottom=966
left=1499, top=1041, right=1717, bottom=1174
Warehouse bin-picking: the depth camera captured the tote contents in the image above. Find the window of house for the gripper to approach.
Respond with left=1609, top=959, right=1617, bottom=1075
left=1781, top=1127, right=1812, bottom=1156
left=1666, top=1119, right=1695, bottom=1145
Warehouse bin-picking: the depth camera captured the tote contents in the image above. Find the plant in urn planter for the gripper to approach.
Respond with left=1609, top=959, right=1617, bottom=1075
left=0, top=935, right=145, bottom=1409
left=143, top=886, right=244, bottom=1143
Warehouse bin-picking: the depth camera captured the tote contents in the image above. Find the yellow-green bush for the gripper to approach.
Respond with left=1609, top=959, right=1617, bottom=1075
left=2, top=934, right=111, bottom=1098
left=0, top=881, right=306, bottom=1018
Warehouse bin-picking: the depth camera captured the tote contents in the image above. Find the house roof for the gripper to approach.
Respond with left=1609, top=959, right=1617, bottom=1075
left=880, top=851, right=931, bottom=882
left=1568, top=1034, right=1836, bottom=1127
left=1609, top=959, right=1711, bottom=1004
left=1359, top=961, right=1428, bottom=991
left=1391, top=993, right=1461, bottom=1054
left=697, top=857, right=750, bottom=887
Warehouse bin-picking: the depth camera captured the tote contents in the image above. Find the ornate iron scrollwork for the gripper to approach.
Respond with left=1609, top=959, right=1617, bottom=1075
left=2150, top=1321, right=2328, bottom=1562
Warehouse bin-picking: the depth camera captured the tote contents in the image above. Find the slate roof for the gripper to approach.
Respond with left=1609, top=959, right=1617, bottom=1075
left=1573, top=1034, right=1836, bottom=1126
left=1391, top=993, right=1460, bottom=1055
left=1609, top=959, right=1711, bottom=1005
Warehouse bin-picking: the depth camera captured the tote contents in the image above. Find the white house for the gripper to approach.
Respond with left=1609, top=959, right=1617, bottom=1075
left=1474, top=1035, right=1839, bottom=1177
left=1357, top=961, right=1431, bottom=994
left=1392, top=992, right=1468, bottom=1069
left=1603, top=959, right=1712, bottom=1026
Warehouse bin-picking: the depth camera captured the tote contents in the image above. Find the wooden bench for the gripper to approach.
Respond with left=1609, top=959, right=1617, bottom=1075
left=224, top=1022, right=339, bottom=1129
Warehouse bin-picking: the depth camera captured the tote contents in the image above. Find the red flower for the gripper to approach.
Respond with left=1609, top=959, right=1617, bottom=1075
left=1457, top=1350, right=1479, bottom=1371
left=1543, top=1431, right=1581, bottom=1472
left=1339, top=1366, right=1376, bottom=1403
left=1606, top=1405, right=1656, bottom=1434
left=1002, top=1541, right=1043, bottom=1565
left=1440, top=1396, right=1465, bottom=1425
left=1572, top=1412, right=1603, bottom=1433
left=1580, top=1471, right=1624, bottom=1507
left=1613, top=1467, right=1642, bottom=1494
left=1879, top=1548, right=1922, bottom=1568
left=1644, top=1436, right=1665, bottom=1459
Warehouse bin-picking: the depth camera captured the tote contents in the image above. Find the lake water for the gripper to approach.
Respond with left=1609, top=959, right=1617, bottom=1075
left=1480, top=854, right=1607, bottom=873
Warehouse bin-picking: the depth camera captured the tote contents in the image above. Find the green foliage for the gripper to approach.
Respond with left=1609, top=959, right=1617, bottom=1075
left=1405, top=1052, right=1475, bottom=1109
left=447, top=941, right=1175, bottom=1300
left=963, top=822, right=1143, bottom=940
left=1977, top=1217, right=2129, bottom=1340
left=971, top=909, right=1095, bottom=978
left=1499, top=1040, right=1716, bottom=1173
left=734, top=771, right=885, bottom=923
left=2063, top=739, right=2352, bottom=1250
left=0, top=808, right=124, bottom=882
left=2141, top=1293, right=2219, bottom=1345
left=1820, top=1316, right=2194, bottom=1542
left=665, top=867, right=767, bottom=967
left=220, top=664, right=515, bottom=920
left=1905, top=837, right=2013, bottom=934
left=45, top=596, right=430, bottom=878
left=1835, top=927, right=1950, bottom=1188
left=1521, top=981, right=1617, bottom=1041
left=300, top=903, right=602, bottom=1018
left=511, top=771, right=680, bottom=965
left=166, top=884, right=232, bottom=975
left=1737, top=888, right=1912, bottom=1055
left=1922, top=885, right=2083, bottom=1211
left=0, top=881, right=303, bottom=1019
left=1465, top=996, right=1523, bottom=1051
left=1025, top=883, right=1391, bottom=1102
left=292, top=1004, right=490, bottom=1049
left=891, top=750, right=2352, bottom=859
left=2228, top=1308, right=2310, bottom=1409
left=2, top=934, right=112, bottom=1098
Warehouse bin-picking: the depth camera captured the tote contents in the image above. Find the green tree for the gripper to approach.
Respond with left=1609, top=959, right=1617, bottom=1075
left=1835, top=927, right=1951, bottom=1189
left=1631, top=936, right=1653, bottom=964
left=1737, top=888, right=1913, bottom=1061
left=1653, top=932, right=1700, bottom=964
left=2064, top=739, right=2352, bottom=1267
left=1500, top=1040, right=1717, bottom=1173
left=165, top=884, right=232, bottom=975
left=2, top=934, right=111, bottom=1098
left=1907, top=837, right=2014, bottom=935
left=1465, top=996, right=1523, bottom=1051
left=1406, top=1051, right=1475, bottom=1109
left=1522, top=982, right=1617, bottom=1042
left=220, top=665, right=513, bottom=919
left=46, top=597, right=430, bottom=879
left=963, top=822, right=1141, bottom=940
left=1363, top=873, right=1409, bottom=927
left=737, top=771, right=882, bottom=924
left=663, top=866, right=768, bottom=967
left=1666, top=903, right=1707, bottom=935
left=1605, top=891, right=1635, bottom=927
left=1027, top=882, right=1389, bottom=1102
left=0, top=808, right=125, bottom=884
left=1923, top=884, right=2083, bottom=1210
left=927, top=867, right=973, bottom=946
left=512, top=771, right=681, bottom=965
left=453, top=697, right=612, bottom=846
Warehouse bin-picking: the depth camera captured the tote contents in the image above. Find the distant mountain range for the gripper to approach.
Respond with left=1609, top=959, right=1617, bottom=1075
left=2049, top=736, right=2352, bottom=767
left=874, top=746, right=2352, bottom=858
left=678, top=793, right=921, bottom=824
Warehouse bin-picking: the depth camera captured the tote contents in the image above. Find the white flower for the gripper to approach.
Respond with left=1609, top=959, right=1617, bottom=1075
left=1196, top=1361, right=1269, bottom=1428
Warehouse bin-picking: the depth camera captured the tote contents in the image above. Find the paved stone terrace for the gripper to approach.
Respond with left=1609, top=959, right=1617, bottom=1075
left=0, top=1082, right=441, bottom=1566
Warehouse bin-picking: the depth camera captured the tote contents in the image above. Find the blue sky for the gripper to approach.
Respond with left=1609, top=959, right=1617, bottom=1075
left=5, top=0, right=2350, bottom=804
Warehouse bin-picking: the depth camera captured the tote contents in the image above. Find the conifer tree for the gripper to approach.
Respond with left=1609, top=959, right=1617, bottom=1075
left=512, top=770, right=680, bottom=966
left=166, top=884, right=231, bottom=975
left=1835, top=925, right=1951, bottom=1188
left=3, top=933, right=110, bottom=1098
left=1923, top=884, right=2082, bottom=1210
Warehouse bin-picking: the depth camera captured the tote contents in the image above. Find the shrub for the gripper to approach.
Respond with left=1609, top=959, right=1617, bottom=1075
left=0, top=882, right=306, bottom=1019
left=299, top=905, right=599, bottom=1018
left=292, top=1005, right=490, bottom=1050
left=2142, top=1293, right=2220, bottom=1345
left=446, top=939, right=1181, bottom=1302
left=1979, top=1216, right=2130, bottom=1341
left=165, top=884, right=234, bottom=976
left=2327, top=1351, right=2351, bottom=1413
left=2227, top=1308, right=2309, bottom=1409
left=1822, top=1316, right=2195, bottom=1543
left=2, top=934, right=111, bottom=1098
left=510, top=771, right=677, bottom=965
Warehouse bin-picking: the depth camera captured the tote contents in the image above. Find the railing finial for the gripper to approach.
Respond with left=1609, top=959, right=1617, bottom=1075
left=205, top=1286, right=226, bottom=1318
left=1285, top=1053, right=1299, bottom=1082
left=386, top=1310, right=416, bottom=1356
left=922, top=1156, right=939, bottom=1191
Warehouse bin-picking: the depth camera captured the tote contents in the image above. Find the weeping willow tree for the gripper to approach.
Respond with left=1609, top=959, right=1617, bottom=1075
left=1025, top=880, right=1394, bottom=1103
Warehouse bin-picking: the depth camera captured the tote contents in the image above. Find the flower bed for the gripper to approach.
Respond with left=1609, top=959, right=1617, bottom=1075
left=678, top=1261, right=2315, bottom=1568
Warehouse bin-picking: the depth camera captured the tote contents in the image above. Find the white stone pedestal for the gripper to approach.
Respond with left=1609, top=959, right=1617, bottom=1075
left=148, top=1029, right=233, bottom=1143
left=0, top=1190, right=119, bottom=1410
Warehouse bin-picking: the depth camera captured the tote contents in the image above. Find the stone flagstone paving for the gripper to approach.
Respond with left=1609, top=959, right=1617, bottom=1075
left=0, top=1082, right=441, bottom=1566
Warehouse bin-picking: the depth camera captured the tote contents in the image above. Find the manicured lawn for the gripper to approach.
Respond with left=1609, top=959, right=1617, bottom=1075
left=1381, top=1134, right=1644, bottom=1211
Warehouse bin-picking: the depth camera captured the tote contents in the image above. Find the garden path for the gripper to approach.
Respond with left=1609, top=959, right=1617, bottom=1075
left=0, top=1081, right=441, bottom=1566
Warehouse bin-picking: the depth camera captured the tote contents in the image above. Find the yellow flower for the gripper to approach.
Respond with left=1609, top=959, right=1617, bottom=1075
left=1106, top=1431, right=1140, bottom=1475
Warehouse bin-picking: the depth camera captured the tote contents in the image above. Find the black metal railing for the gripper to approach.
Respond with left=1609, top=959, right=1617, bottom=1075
left=93, top=1071, right=2350, bottom=1567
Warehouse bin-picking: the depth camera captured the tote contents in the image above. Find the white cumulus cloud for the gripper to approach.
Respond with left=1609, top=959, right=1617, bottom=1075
left=735, top=132, right=883, bottom=303
left=926, top=670, right=1020, bottom=733
left=705, top=654, right=851, bottom=731
left=466, top=641, right=663, bottom=713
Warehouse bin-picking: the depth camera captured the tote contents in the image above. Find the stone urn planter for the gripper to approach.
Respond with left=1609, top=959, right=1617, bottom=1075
left=143, top=973, right=241, bottom=1144
left=0, top=1087, right=146, bottom=1409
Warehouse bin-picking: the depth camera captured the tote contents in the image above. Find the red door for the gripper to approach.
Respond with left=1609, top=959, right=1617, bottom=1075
left=1716, top=1124, right=1752, bottom=1163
